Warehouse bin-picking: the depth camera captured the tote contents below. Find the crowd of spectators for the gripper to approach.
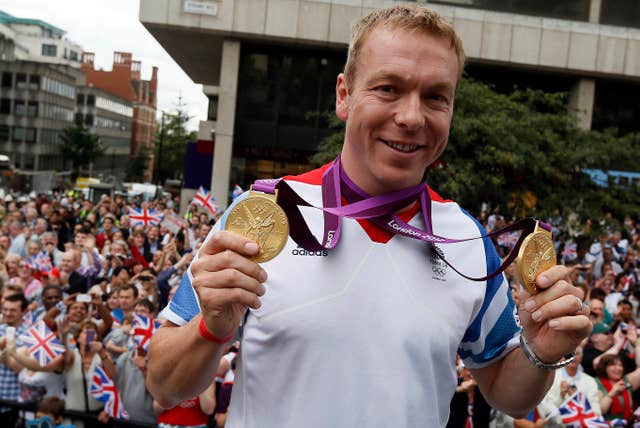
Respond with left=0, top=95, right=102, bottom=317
left=0, top=190, right=639, bottom=427
left=448, top=207, right=640, bottom=427
left=0, top=191, right=233, bottom=428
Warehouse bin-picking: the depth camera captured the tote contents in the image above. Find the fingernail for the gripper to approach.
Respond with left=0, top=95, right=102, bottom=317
left=524, top=299, right=536, bottom=311
left=549, top=320, right=560, bottom=328
left=259, top=268, right=268, bottom=283
left=537, top=275, right=550, bottom=287
left=532, top=310, right=542, bottom=321
left=245, top=242, right=259, bottom=253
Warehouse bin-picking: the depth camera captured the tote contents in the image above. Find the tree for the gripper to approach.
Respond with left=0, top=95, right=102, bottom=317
left=311, top=76, right=640, bottom=222
left=154, top=102, right=197, bottom=184
left=125, top=145, right=151, bottom=182
left=59, top=122, right=106, bottom=180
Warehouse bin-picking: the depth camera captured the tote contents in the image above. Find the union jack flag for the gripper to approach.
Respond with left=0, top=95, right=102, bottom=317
left=132, top=314, right=161, bottom=352
left=558, top=391, right=609, bottom=427
left=193, top=186, right=218, bottom=215
left=610, top=419, right=628, bottom=427
left=27, top=251, right=53, bottom=273
left=232, top=184, right=244, bottom=200
left=19, top=320, right=65, bottom=366
left=128, top=207, right=163, bottom=227
left=496, top=231, right=520, bottom=249
left=90, top=365, right=128, bottom=420
left=562, top=242, right=578, bottom=261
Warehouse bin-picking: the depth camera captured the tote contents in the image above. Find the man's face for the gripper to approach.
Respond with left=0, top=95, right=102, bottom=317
left=61, top=252, right=75, bottom=272
left=336, top=28, right=459, bottom=195
left=0, top=235, right=9, bottom=250
left=42, top=288, right=63, bottom=310
left=119, top=289, right=136, bottom=311
left=103, top=218, right=113, bottom=232
left=147, top=227, right=158, bottom=241
left=2, top=300, right=24, bottom=326
left=589, top=299, right=605, bottom=323
left=134, top=304, right=151, bottom=317
left=618, top=303, right=633, bottom=321
left=68, top=302, right=88, bottom=322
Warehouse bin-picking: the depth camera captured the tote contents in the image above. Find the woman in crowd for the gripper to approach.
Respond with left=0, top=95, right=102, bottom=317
left=595, top=354, right=640, bottom=421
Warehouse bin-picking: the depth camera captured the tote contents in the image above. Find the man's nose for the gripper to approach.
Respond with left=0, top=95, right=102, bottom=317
left=394, top=93, right=425, bottom=131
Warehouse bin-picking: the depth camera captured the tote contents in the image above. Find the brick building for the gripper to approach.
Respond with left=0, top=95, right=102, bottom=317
left=81, top=51, right=158, bottom=181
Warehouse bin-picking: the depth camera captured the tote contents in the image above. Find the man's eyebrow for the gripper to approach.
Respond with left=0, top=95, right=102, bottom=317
left=366, top=72, right=455, bottom=92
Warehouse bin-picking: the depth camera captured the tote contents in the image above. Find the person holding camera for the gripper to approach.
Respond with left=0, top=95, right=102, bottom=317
left=595, top=354, right=640, bottom=421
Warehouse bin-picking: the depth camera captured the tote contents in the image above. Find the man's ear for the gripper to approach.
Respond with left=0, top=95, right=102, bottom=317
left=335, top=73, right=349, bottom=121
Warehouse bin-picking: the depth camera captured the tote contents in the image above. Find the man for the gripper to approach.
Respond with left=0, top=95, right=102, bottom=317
left=537, top=346, right=602, bottom=426
left=60, top=249, right=88, bottom=294
left=0, top=294, right=29, bottom=426
left=115, top=347, right=156, bottom=425
left=7, top=220, right=26, bottom=257
left=118, top=283, right=138, bottom=318
left=147, top=5, right=590, bottom=427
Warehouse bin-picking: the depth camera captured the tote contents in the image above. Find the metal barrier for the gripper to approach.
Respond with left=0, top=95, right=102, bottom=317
left=0, top=399, right=156, bottom=428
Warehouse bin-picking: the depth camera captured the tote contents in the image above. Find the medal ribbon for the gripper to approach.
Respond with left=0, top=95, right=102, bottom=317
left=252, top=156, right=551, bottom=281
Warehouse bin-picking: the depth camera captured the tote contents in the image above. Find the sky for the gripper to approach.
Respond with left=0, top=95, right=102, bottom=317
left=0, top=0, right=207, bottom=130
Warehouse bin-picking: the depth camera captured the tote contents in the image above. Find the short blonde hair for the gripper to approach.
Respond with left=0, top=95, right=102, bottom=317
left=344, top=4, right=466, bottom=89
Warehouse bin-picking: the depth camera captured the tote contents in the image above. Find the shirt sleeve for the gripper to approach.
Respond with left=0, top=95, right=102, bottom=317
left=457, top=217, right=521, bottom=369
left=160, top=192, right=249, bottom=326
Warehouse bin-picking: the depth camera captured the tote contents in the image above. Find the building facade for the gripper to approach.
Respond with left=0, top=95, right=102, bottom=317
left=140, top=0, right=640, bottom=210
left=0, top=10, right=83, bottom=68
left=81, top=51, right=158, bottom=182
left=0, top=60, right=81, bottom=171
left=76, top=86, right=133, bottom=179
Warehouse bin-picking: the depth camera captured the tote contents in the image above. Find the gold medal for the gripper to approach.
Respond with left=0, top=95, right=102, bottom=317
left=516, top=221, right=556, bottom=294
left=225, top=188, right=289, bottom=263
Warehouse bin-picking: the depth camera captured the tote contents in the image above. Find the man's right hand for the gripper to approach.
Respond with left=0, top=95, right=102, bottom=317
left=190, top=230, right=267, bottom=339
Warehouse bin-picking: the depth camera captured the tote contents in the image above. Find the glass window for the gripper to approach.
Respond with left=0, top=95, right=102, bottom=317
left=0, top=98, right=10, bottom=114
left=29, top=75, right=40, bottom=90
left=1, top=72, right=11, bottom=88
left=27, top=102, right=38, bottom=117
left=430, top=0, right=590, bottom=21
left=77, top=93, right=85, bottom=105
left=25, top=128, right=36, bottom=143
left=87, top=95, right=95, bottom=106
left=600, top=0, right=640, bottom=29
left=12, top=127, right=24, bottom=142
left=70, top=50, right=78, bottom=61
left=85, top=114, right=94, bottom=126
left=593, top=79, right=640, bottom=136
left=14, top=100, right=26, bottom=116
left=16, top=73, right=27, bottom=89
left=207, top=95, right=218, bottom=121
left=0, top=125, right=8, bottom=141
left=42, top=44, right=57, bottom=57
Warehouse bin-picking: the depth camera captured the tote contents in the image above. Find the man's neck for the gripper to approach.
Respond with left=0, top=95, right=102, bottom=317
left=565, top=367, right=578, bottom=377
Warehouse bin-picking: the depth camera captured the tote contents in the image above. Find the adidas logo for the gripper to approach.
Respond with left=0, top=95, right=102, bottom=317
left=291, top=246, right=328, bottom=257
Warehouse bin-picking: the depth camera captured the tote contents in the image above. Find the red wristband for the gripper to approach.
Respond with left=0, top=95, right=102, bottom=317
left=198, top=317, right=234, bottom=344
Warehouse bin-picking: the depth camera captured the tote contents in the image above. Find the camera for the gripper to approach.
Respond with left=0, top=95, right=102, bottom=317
left=621, top=322, right=628, bottom=333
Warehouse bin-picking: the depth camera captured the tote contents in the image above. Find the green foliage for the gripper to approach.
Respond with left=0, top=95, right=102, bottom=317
left=155, top=105, right=197, bottom=183
left=310, top=112, right=345, bottom=166
left=126, top=145, right=151, bottom=182
left=312, top=76, right=640, bottom=222
left=58, top=122, right=106, bottom=180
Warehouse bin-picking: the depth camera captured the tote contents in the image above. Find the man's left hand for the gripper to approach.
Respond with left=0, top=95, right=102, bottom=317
left=518, top=265, right=592, bottom=363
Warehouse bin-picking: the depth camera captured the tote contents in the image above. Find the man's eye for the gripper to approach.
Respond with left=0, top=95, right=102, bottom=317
left=377, top=86, right=395, bottom=93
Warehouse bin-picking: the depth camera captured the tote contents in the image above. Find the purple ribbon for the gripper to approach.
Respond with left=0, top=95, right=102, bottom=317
left=253, top=156, right=550, bottom=282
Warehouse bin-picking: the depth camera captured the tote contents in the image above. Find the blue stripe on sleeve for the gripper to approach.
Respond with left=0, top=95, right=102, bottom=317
left=167, top=274, right=200, bottom=324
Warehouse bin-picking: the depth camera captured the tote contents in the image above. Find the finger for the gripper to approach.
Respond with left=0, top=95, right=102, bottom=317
left=530, top=294, right=589, bottom=323
left=199, top=286, right=262, bottom=310
left=522, top=280, right=581, bottom=313
left=200, top=230, right=259, bottom=257
left=191, top=250, right=267, bottom=283
left=192, top=268, right=266, bottom=297
left=535, top=265, right=571, bottom=291
left=546, top=314, right=592, bottom=335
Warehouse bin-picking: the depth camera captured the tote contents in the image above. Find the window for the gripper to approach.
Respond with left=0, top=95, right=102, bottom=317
left=77, top=94, right=85, bottom=105
left=1, top=72, right=11, bottom=88
left=14, top=100, right=26, bottom=116
left=87, top=95, right=95, bottom=106
left=70, top=50, right=78, bottom=61
left=29, top=75, right=40, bottom=90
left=12, top=127, right=24, bottom=142
left=42, top=44, right=57, bottom=57
left=208, top=95, right=219, bottom=121
left=25, top=128, right=36, bottom=143
left=16, top=73, right=27, bottom=89
left=74, top=113, right=83, bottom=125
left=0, top=125, right=8, bottom=141
left=0, top=98, right=10, bottom=114
left=84, top=114, right=94, bottom=126
left=27, top=102, right=38, bottom=117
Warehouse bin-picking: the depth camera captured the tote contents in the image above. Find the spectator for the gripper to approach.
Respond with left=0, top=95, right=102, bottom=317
left=595, top=354, right=640, bottom=421
left=114, top=347, right=156, bottom=425
left=7, top=220, right=26, bottom=257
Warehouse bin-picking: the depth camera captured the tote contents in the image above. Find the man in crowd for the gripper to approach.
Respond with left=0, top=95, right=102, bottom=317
left=148, top=4, right=591, bottom=427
